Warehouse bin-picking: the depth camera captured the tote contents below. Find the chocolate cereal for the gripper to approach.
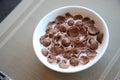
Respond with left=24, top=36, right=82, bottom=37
left=40, top=12, right=104, bottom=69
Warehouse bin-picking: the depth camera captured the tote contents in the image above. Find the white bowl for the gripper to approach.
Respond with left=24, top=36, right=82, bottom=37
left=33, top=6, right=109, bottom=73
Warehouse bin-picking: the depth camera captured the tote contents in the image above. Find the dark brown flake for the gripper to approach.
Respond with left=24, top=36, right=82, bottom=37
left=63, top=52, right=71, bottom=59
left=59, top=60, right=69, bottom=69
left=75, top=21, right=83, bottom=26
left=55, top=16, right=65, bottom=24
left=68, top=20, right=74, bottom=26
left=73, top=15, right=83, bottom=20
left=67, top=26, right=79, bottom=37
left=97, top=33, right=103, bottom=44
left=59, top=24, right=67, bottom=32
left=88, top=38, right=98, bottom=50
left=40, top=36, right=51, bottom=47
left=61, top=38, right=71, bottom=47
left=47, top=55, right=56, bottom=63
left=50, top=45, right=64, bottom=56
left=41, top=48, right=49, bottom=56
left=70, top=57, right=79, bottom=66
left=65, top=12, right=73, bottom=18
left=86, top=49, right=97, bottom=59
left=88, top=26, right=99, bottom=35
left=80, top=56, right=89, bottom=65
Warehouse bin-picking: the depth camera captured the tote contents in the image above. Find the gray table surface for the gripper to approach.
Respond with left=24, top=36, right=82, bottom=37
left=0, top=0, right=120, bottom=80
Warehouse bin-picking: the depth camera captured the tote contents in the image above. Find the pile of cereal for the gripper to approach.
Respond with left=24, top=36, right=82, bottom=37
left=40, top=12, right=103, bottom=69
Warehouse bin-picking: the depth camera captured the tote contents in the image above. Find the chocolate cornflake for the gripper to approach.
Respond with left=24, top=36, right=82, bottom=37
left=56, top=57, right=61, bottom=63
left=82, top=17, right=92, bottom=27
left=40, top=36, right=51, bottom=47
left=59, top=24, right=66, bottom=32
left=88, top=25, right=99, bottom=35
left=45, top=22, right=53, bottom=33
left=39, top=12, right=103, bottom=69
left=67, top=26, right=79, bottom=37
left=59, top=60, right=69, bottom=69
left=50, top=45, right=64, bottom=56
left=75, top=21, right=83, bottom=26
left=61, top=37, right=71, bottom=47
left=72, top=48, right=80, bottom=54
left=68, top=20, right=74, bottom=26
left=41, top=48, right=49, bottom=56
left=97, top=33, right=103, bottom=44
left=86, top=49, right=97, bottom=59
left=88, top=38, right=98, bottom=50
left=82, top=17, right=90, bottom=22
left=70, top=57, right=79, bottom=66
left=79, top=26, right=87, bottom=35
left=89, top=20, right=95, bottom=24
left=48, top=31, right=54, bottom=38
left=73, top=15, right=83, bottom=20
left=79, top=39, right=88, bottom=47
left=63, top=52, right=71, bottom=59
left=52, top=33, right=61, bottom=44
left=47, top=55, right=56, bottom=63
left=65, top=12, right=73, bottom=18
left=80, top=56, right=89, bottom=65
left=72, top=53, right=80, bottom=58
left=55, top=16, right=65, bottom=24
left=73, top=37, right=87, bottom=47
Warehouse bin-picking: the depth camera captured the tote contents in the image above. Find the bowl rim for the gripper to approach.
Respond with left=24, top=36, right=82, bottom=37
left=33, top=6, right=109, bottom=73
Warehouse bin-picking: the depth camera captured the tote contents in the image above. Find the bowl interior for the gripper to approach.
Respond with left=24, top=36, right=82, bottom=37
left=33, top=6, right=109, bottom=73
